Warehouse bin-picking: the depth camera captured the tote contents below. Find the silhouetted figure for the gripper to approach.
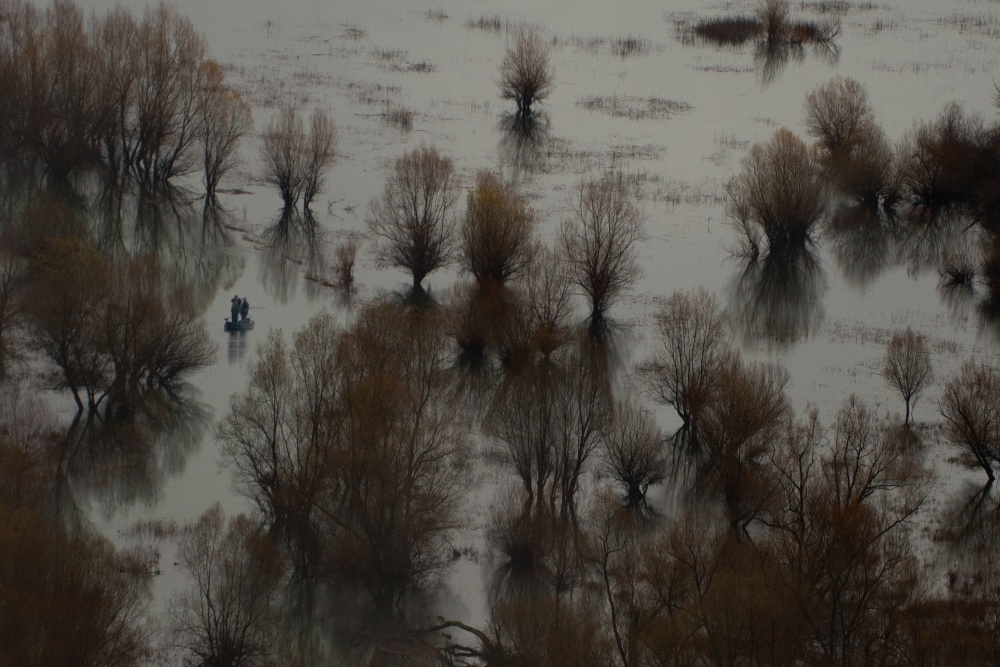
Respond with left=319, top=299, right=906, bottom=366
left=240, top=297, right=249, bottom=322
left=230, top=295, right=240, bottom=324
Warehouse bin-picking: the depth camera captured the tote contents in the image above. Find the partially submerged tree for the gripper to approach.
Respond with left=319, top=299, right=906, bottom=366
left=804, top=77, right=898, bottom=210
left=261, top=108, right=336, bottom=211
left=638, top=288, right=733, bottom=440
left=804, top=76, right=875, bottom=158
left=726, top=127, right=826, bottom=258
left=367, top=145, right=459, bottom=294
left=939, top=358, right=1000, bottom=483
left=199, top=61, right=252, bottom=200
left=498, top=27, right=554, bottom=118
left=218, top=314, right=344, bottom=574
left=461, top=171, right=536, bottom=288
left=600, top=399, right=666, bottom=508
left=558, top=172, right=645, bottom=325
left=882, top=328, right=933, bottom=425
left=700, top=358, right=791, bottom=532
left=170, top=505, right=284, bottom=667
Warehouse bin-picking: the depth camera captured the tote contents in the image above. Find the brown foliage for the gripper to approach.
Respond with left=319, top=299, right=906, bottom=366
left=498, top=27, right=554, bottom=118
left=327, top=303, right=469, bottom=610
left=638, top=288, right=733, bottom=439
left=367, top=145, right=459, bottom=291
left=805, top=78, right=899, bottom=210
left=221, top=305, right=469, bottom=610
left=726, top=127, right=826, bottom=256
left=700, top=357, right=791, bottom=531
left=804, top=76, right=876, bottom=158
left=0, top=429, right=151, bottom=667
left=558, top=172, right=645, bottom=323
left=486, top=335, right=611, bottom=516
left=218, top=313, right=344, bottom=573
left=461, top=171, right=536, bottom=288
left=882, top=328, right=933, bottom=424
left=169, top=504, right=284, bottom=667
left=27, top=240, right=215, bottom=416
left=898, top=102, right=993, bottom=211
left=600, top=399, right=666, bottom=508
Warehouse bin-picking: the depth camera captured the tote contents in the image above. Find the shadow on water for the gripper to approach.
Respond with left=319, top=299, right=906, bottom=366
left=54, top=382, right=211, bottom=522
left=825, top=206, right=898, bottom=290
left=497, top=111, right=551, bottom=180
left=894, top=209, right=977, bottom=278
left=260, top=207, right=327, bottom=305
left=934, top=481, right=1000, bottom=585
left=754, top=40, right=805, bottom=86
left=725, top=243, right=827, bottom=347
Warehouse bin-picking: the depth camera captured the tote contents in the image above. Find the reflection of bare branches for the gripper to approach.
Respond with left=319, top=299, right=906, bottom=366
left=754, top=40, right=804, bottom=86
left=259, top=208, right=326, bottom=304
left=894, top=210, right=975, bottom=277
left=497, top=111, right=551, bottom=179
left=811, top=39, right=840, bottom=67
left=725, top=245, right=826, bottom=346
left=57, top=382, right=211, bottom=520
left=940, top=281, right=977, bottom=326
left=976, top=294, right=1000, bottom=343
left=825, top=206, right=896, bottom=289
left=935, top=481, right=1000, bottom=585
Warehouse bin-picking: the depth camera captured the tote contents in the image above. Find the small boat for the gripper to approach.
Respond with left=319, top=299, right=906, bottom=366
left=224, top=318, right=255, bottom=333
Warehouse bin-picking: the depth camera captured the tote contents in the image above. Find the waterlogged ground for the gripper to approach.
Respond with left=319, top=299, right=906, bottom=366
left=59, top=0, right=1000, bottom=646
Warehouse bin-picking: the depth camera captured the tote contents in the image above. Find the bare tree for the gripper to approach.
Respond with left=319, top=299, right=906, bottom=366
left=559, top=172, right=645, bottom=324
left=701, top=358, right=791, bottom=532
left=170, top=504, right=284, bottom=667
left=638, top=288, right=733, bottom=440
left=26, top=237, right=113, bottom=413
left=524, top=245, right=574, bottom=358
left=804, top=76, right=875, bottom=158
left=130, top=4, right=209, bottom=184
left=367, top=145, right=459, bottom=293
left=218, top=314, right=343, bottom=574
left=600, top=399, right=666, bottom=508
left=301, top=109, right=336, bottom=211
left=939, top=358, right=1000, bottom=483
left=726, top=128, right=826, bottom=258
left=462, top=171, right=536, bottom=288
left=498, top=27, right=554, bottom=118
left=757, top=0, right=790, bottom=43
left=261, top=107, right=306, bottom=209
left=199, top=60, right=252, bottom=200
left=882, top=328, right=933, bottom=425
left=0, top=427, right=151, bottom=667
left=322, top=303, right=469, bottom=611
left=261, top=108, right=336, bottom=211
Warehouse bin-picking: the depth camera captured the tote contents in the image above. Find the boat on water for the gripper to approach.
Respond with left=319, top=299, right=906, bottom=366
left=224, top=318, right=255, bottom=333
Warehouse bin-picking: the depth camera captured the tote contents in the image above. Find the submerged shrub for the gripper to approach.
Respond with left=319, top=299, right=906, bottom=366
left=898, top=103, right=991, bottom=212
left=726, top=128, right=826, bottom=257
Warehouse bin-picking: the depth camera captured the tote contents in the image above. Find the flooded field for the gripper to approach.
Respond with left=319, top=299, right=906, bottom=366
left=6, top=0, right=1000, bottom=662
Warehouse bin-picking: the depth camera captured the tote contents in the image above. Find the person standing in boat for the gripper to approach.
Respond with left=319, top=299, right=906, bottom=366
left=240, top=297, right=250, bottom=322
left=231, top=295, right=241, bottom=324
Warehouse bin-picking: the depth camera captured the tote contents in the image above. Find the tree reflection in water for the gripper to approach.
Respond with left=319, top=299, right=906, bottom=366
left=54, top=382, right=211, bottom=521
left=259, top=207, right=327, bottom=305
left=497, top=111, right=551, bottom=180
left=725, top=243, right=827, bottom=346
left=825, top=206, right=898, bottom=289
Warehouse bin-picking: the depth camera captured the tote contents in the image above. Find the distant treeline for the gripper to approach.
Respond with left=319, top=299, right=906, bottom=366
left=0, top=0, right=250, bottom=192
